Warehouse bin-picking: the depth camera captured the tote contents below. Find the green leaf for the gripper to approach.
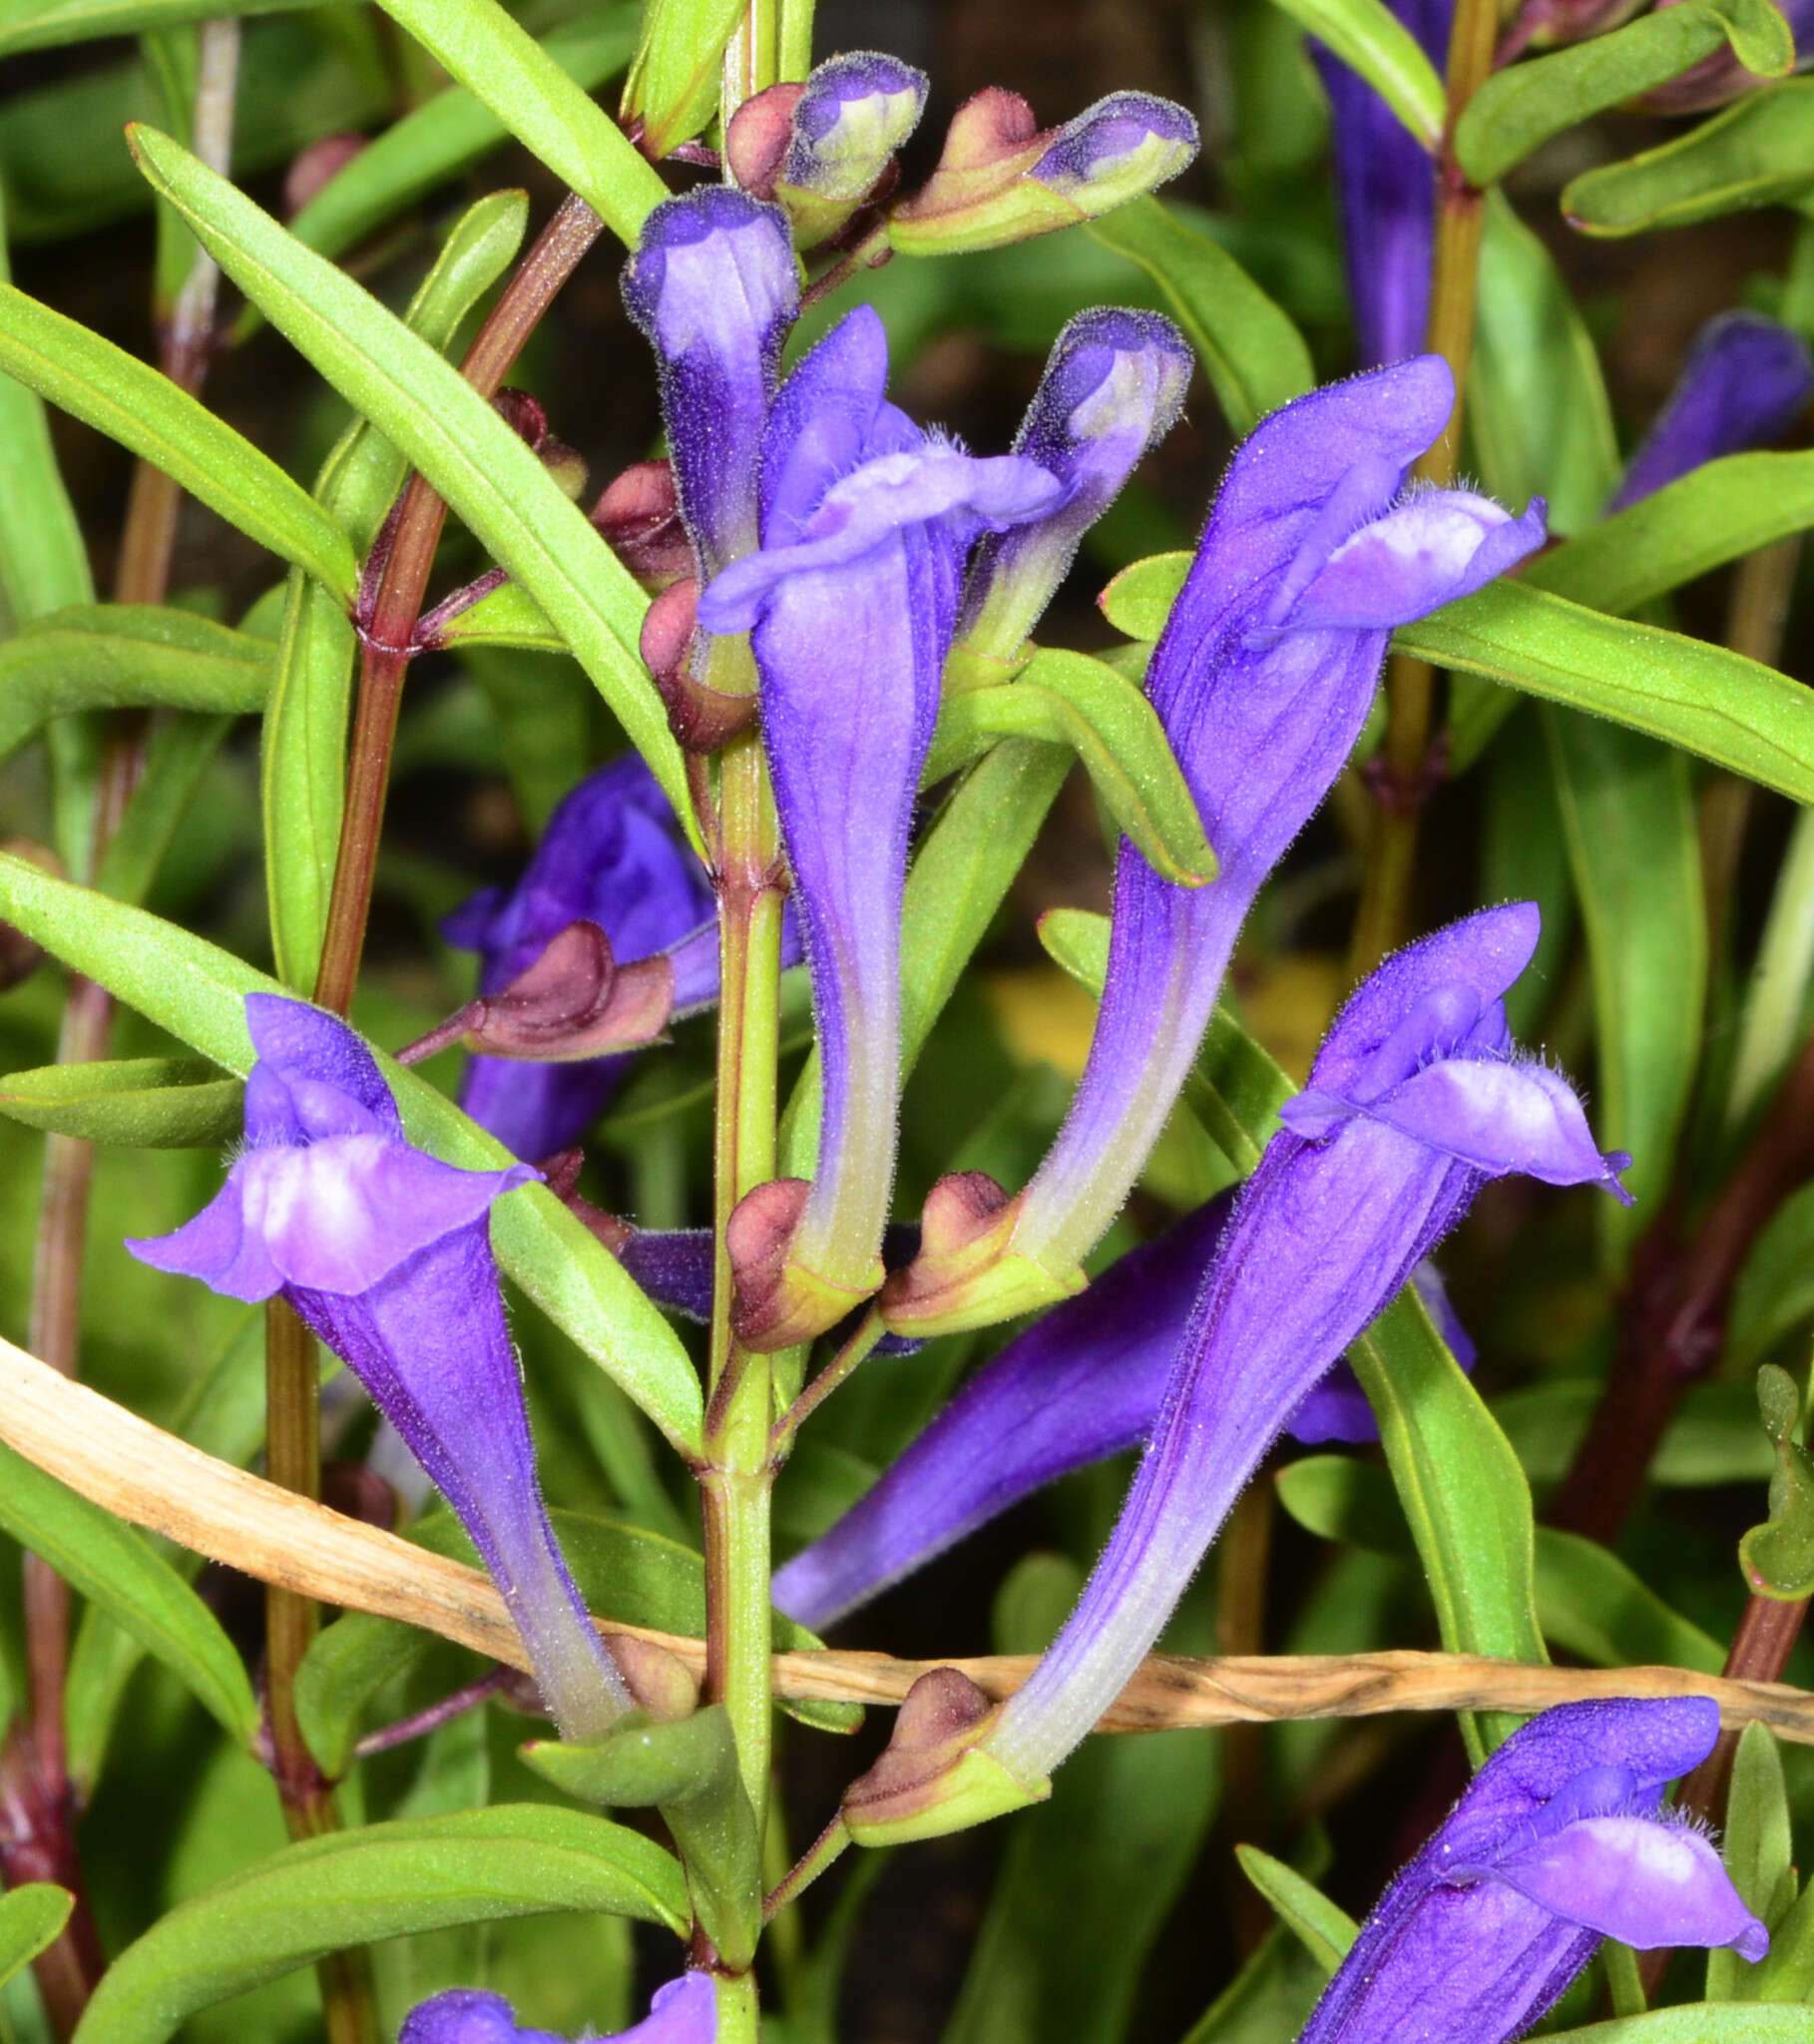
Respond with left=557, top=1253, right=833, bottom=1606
left=357, top=0, right=668, bottom=245
left=1098, top=549, right=1189, bottom=642
left=1233, top=1846, right=1357, bottom=1975
left=1349, top=1290, right=1547, bottom=1763
left=1544, top=712, right=1704, bottom=1265
left=621, top=0, right=744, bottom=160
left=1542, top=2013, right=1814, bottom=2042
left=128, top=125, right=692, bottom=835
left=1729, top=1181, right=1814, bottom=1368
left=780, top=743, right=1071, bottom=1177
left=0, top=282, right=357, bottom=599
left=1396, top=581, right=1814, bottom=806
left=1497, top=1377, right=1775, bottom=1489
left=1534, top=1529, right=1723, bottom=1676
left=283, top=12, right=636, bottom=271
left=0, top=0, right=321, bottom=56
left=435, top=578, right=564, bottom=653
left=928, top=650, right=1215, bottom=886
left=523, top=1707, right=762, bottom=1968
left=0, top=607, right=271, bottom=765
left=1455, top=0, right=1795, bottom=188
left=0, top=853, right=704, bottom=1452
left=1737, top=1365, right=1814, bottom=1600
left=1527, top=453, right=1814, bottom=619
left=0, top=178, right=92, bottom=625
left=1261, top=0, right=1444, bottom=142
left=1469, top=190, right=1620, bottom=539
left=95, top=711, right=235, bottom=907
left=0, top=1886, right=75, bottom=1995
left=1085, top=200, right=1315, bottom=435
left=1564, top=80, right=1814, bottom=237
left=262, top=188, right=529, bottom=988
left=71, top=1806, right=687, bottom=2044
left=0, top=1056, right=240, bottom=1147
left=1710, top=1723, right=1793, bottom=2002
left=0, top=1436, right=258, bottom=1746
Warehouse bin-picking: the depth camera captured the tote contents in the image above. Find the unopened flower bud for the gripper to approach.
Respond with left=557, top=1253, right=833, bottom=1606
left=889, top=88, right=1197, bottom=257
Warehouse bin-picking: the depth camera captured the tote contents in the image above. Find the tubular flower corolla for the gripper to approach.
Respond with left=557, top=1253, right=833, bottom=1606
left=127, top=995, right=630, bottom=1740
left=1298, top=1698, right=1766, bottom=2044
left=885, top=357, right=1547, bottom=1336
left=401, top=1976, right=716, bottom=2044
left=697, top=303, right=1064, bottom=1346
left=844, top=905, right=1628, bottom=1837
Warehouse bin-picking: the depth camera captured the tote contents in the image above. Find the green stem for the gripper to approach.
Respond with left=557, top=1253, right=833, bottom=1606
left=712, top=1968, right=762, bottom=2044
left=702, top=736, right=784, bottom=1827
left=1347, top=0, right=1499, bottom=978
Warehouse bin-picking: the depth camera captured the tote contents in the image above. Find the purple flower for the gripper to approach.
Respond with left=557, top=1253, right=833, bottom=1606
left=621, top=190, right=799, bottom=584
left=886, top=358, right=1548, bottom=1336
left=1311, top=0, right=1451, bottom=367
left=888, top=88, right=1197, bottom=256
left=401, top=1975, right=716, bottom=2044
left=1609, top=311, right=1814, bottom=511
left=959, top=307, right=1194, bottom=658
left=444, top=755, right=717, bottom=1162
left=843, top=907, right=1626, bottom=1833
left=697, top=305, right=1064, bottom=1346
left=1300, top=1698, right=1765, bottom=2044
left=127, top=995, right=630, bottom=1740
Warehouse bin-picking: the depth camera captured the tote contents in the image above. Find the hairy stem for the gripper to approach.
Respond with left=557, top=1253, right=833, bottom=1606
left=1347, top=0, right=1498, bottom=977
left=702, top=735, right=784, bottom=1830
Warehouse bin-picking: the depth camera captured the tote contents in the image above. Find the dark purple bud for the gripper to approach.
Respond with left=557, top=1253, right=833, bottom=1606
left=591, top=460, right=693, bottom=589
left=1610, top=312, right=1814, bottom=510
left=127, top=996, right=630, bottom=1740
left=697, top=305, right=1063, bottom=1344
left=888, top=359, right=1547, bottom=1335
left=622, top=190, right=800, bottom=580
left=960, top=307, right=1193, bottom=656
left=1311, top=0, right=1450, bottom=366
left=1300, top=1699, right=1765, bottom=2044
left=401, top=1974, right=716, bottom=2044
left=442, top=755, right=716, bottom=1162
left=975, top=905, right=1627, bottom=1788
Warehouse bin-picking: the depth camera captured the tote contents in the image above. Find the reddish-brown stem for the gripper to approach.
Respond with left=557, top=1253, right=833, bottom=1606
left=351, top=1669, right=509, bottom=1759
left=1547, top=1029, right=1814, bottom=1545
left=311, top=193, right=604, bottom=1016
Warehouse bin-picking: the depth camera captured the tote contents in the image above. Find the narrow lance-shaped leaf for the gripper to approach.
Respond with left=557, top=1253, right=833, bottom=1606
left=0, top=280, right=357, bottom=599
left=0, top=0, right=326, bottom=57
left=70, top=1808, right=688, bottom=2044
left=1262, top=0, right=1446, bottom=140
left=1456, top=0, right=1795, bottom=186
left=0, top=608, right=272, bottom=766
left=126, top=124, right=693, bottom=836
left=358, top=0, right=667, bottom=243
left=0, top=1888, right=75, bottom=1997
left=1565, top=79, right=1814, bottom=237
left=0, top=1436, right=259, bottom=1746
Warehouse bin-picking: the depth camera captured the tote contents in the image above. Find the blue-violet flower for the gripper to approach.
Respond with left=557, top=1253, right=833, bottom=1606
left=885, top=357, right=1547, bottom=1336
left=128, top=995, right=630, bottom=1740
left=1299, top=1697, right=1765, bottom=2044
left=698, top=303, right=1064, bottom=1345
left=401, top=1975, right=715, bottom=2044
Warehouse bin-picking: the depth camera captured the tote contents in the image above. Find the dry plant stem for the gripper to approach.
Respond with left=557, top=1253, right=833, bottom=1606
left=1548, top=973, right=1814, bottom=1545
left=701, top=734, right=783, bottom=1824
left=10, top=1329, right=1814, bottom=1737
left=1347, top=0, right=1497, bottom=979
